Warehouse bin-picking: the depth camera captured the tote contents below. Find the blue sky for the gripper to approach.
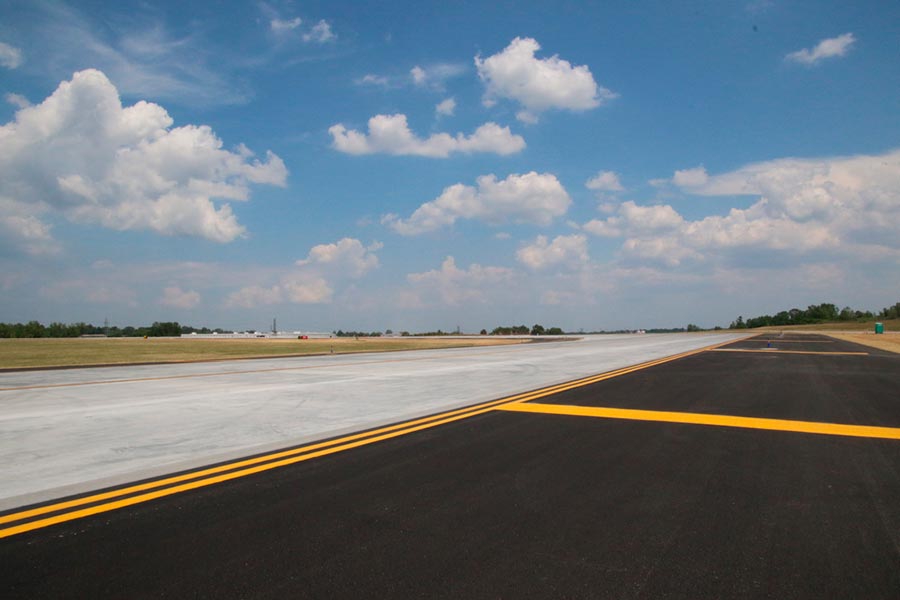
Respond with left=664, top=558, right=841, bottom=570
left=1, top=0, right=898, bottom=332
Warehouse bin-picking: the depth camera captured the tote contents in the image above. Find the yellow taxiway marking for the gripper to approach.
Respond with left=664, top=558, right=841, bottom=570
left=0, top=339, right=737, bottom=538
left=707, top=348, right=868, bottom=356
left=743, top=339, right=835, bottom=343
left=498, top=403, right=900, bottom=441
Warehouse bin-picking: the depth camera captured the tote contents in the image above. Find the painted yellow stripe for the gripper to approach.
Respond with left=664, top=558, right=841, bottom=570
left=0, top=351, right=695, bottom=526
left=743, top=339, right=835, bottom=343
left=0, top=339, right=735, bottom=537
left=708, top=348, right=867, bottom=356
left=498, top=403, right=900, bottom=440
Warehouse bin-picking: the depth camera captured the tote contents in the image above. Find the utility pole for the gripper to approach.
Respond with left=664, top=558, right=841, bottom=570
left=272, top=317, right=277, bottom=335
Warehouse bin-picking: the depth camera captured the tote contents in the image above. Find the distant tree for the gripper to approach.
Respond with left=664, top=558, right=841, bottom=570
left=24, top=320, right=45, bottom=338
left=546, top=327, right=564, bottom=335
left=730, top=316, right=746, bottom=329
left=149, top=321, right=181, bottom=337
left=480, top=329, right=487, bottom=335
left=530, top=324, right=545, bottom=336
left=686, top=324, right=701, bottom=332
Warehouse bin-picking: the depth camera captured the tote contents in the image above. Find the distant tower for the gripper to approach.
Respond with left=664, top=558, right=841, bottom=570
left=273, top=317, right=277, bottom=335
left=104, top=317, right=109, bottom=336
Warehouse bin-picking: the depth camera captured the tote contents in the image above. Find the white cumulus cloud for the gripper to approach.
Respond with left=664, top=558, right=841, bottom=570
left=585, top=170, right=624, bottom=192
left=382, top=172, right=571, bottom=235
left=672, top=166, right=709, bottom=188
left=583, top=201, right=686, bottom=238
left=786, top=33, right=855, bottom=66
left=0, top=42, right=23, bottom=69
left=303, top=20, right=335, bottom=43
left=475, top=37, right=615, bottom=123
left=270, top=17, right=302, bottom=33
left=295, top=238, right=382, bottom=277
left=0, top=69, right=287, bottom=251
left=160, top=286, right=201, bottom=309
left=329, top=114, right=525, bottom=157
left=406, top=256, right=517, bottom=306
left=594, top=149, right=900, bottom=268
left=410, top=63, right=467, bottom=90
left=517, top=234, right=589, bottom=270
left=436, top=98, right=456, bottom=116
left=224, top=237, right=380, bottom=308
left=5, top=93, right=30, bottom=109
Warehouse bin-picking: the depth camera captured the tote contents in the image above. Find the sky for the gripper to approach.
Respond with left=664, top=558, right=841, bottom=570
left=0, top=0, right=898, bottom=333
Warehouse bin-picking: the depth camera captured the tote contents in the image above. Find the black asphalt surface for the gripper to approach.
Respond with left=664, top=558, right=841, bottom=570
left=3, top=334, right=900, bottom=598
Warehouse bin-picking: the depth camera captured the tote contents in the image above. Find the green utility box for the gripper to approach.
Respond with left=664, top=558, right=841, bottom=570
left=875, top=322, right=884, bottom=334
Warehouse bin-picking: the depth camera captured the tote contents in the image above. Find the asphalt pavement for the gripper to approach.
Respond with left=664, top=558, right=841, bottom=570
left=2, top=333, right=898, bottom=598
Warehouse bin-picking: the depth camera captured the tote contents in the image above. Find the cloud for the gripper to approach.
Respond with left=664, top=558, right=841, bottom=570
left=5, top=93, right=30, bottom=109
left=585, top=170, right=624, bottom=192
left=270, top=17, right=302, bottom=33
left=785, top=33, right=856, bottom=66
left=303, top=20, right=336, bottom=44
left=295, top=238, right=382, bottom=277
left=583, top=201, right=686, bottom=238
left=329, top=114, right=525, bottom=157
left=224, top=237, right=380, bottom=308
left=357, top=74, right=390, bottom=87
left=0, top=198, right=61, bottom=257
left=436, top=98, right=456, bottom=116
left=475, top=37, right=616, bottom=123
left=517, top=234, right=589, bottom=270
left=382, top=172, right=571, bottom=235
left=410, top=63, right=467, bottom=90
left=0, top=41, right=23, bottom=69
left=223, top=285, right=284, bottom=309
left=671, top=166, right=709, bottom=188
left=0, top=69, right=287, bottom=251
left=160, top=286, right=201, bottom=309
left=22, top=3, right=248, bottom=105
left=592, top=149, right=900, bottom=268
left=406, top=256, right=517, bottom=307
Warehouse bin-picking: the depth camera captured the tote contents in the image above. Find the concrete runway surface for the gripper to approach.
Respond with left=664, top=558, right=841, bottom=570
left=0, top=332, right=741, bottom=509
left=2, top=333, right=898, bottom=599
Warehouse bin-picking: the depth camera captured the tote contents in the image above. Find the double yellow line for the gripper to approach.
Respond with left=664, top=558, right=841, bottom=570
left=0, top=341, right=723, bottom=539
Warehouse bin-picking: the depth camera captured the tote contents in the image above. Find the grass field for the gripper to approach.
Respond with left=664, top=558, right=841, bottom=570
left=753, top=318, right=900, bottom=333
left=0, top=336, right=529, bottom=370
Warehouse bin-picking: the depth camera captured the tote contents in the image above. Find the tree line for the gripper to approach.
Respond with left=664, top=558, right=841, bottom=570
left=729, top=301, right=900, bottom=329
left=489, top=324, right=565, bottom=336
left=0, top=321, right=226, bottom=338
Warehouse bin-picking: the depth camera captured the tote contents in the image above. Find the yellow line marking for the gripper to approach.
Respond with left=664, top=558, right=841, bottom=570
left=708, top=348, right=867, bottom=356
left=743, top=339, right=835, bottom=343
left=0, top=339, right=736, bottom=537
left=498, top=403, right=900, bottom=441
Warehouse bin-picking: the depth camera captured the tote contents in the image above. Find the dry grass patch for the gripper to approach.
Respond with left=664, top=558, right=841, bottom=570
left=0, top=336, right=528, bottom=370
left=753, top=319, right=900, bottom=333
left=826, top=333, right=900, bottom=354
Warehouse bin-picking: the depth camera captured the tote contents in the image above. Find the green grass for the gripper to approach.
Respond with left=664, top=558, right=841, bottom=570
left=0, top=337, right=528, bottom=370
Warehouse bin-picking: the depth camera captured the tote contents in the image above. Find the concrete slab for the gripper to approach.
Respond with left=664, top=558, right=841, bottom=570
left=0, top=333, right=743, bottom=509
